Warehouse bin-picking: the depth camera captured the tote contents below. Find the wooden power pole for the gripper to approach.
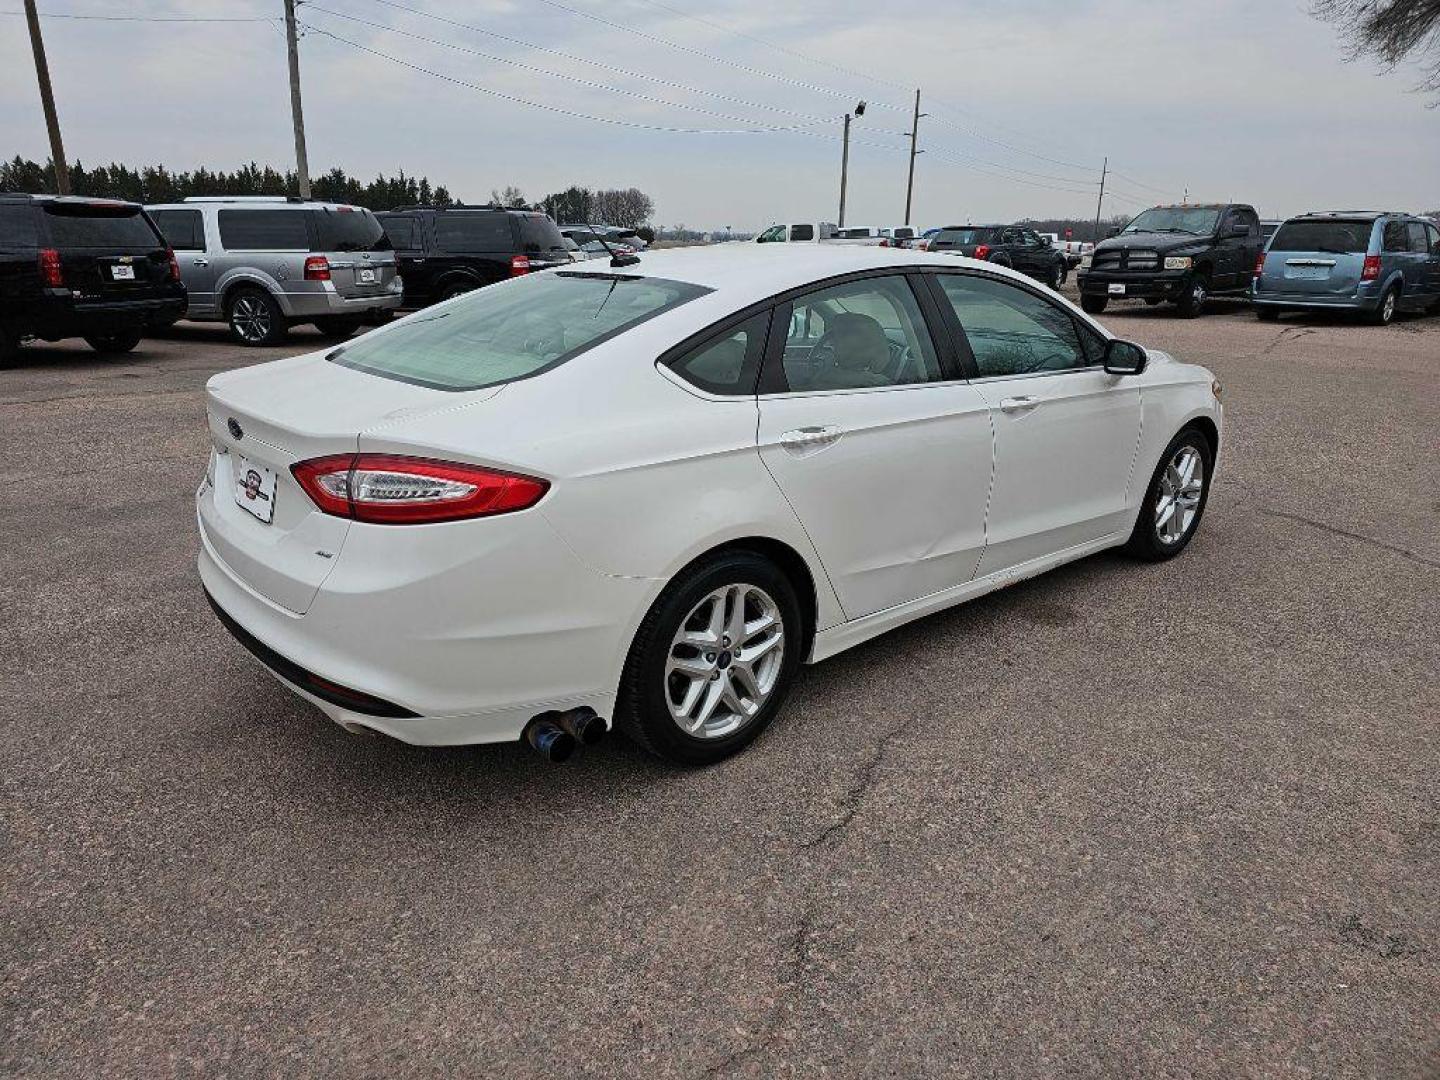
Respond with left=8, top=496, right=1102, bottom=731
left=1092, top=156, right=1108, bottom=243
left=23, top=0, right=70, bottom=195
left=283, top=0, right=312, bottom=198
left=903, top=89, right=925, bottom=227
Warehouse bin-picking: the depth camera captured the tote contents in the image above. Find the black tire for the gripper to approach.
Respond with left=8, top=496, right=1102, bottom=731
left=1367, top=286, right=1399, bottom=326
left=1124, top=427, right=1214, bottom=561
left=1080, top=295, right=1108, bottom=315
left=1045, top=262, right=1063, bottom=290
left=437, top=279, right=478, bottom=303
left=0, top=326, right=20, bottom=368
left=1256, top=307, right=1279, bottom=322
left=226, top=288, right=288, bottom=347
left=313, top=315, right=363, bottom=340
left=987, top=253, right=1013, bottom=269
left=1175, top=272, right=1208, bottom=318
left=616, top=551, right=803, bottom=766
left=84, top=330, right=142, bottom=354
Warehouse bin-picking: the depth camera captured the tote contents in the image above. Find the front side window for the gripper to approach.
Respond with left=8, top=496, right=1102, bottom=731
left=934, top=273, right=1092, bottom=378
left=331, top=271, right=711, bottom=391
left=1428, top=224, right=1440, bottom=252
left=218, top=209, right=310, bottom=251
left=755, top=225, right=785, bottom=243
left=149, top=209, right=205, bottom=251
left=775, top=276, right=941, bottom=392
left=667, top=312, right=768, bottom=396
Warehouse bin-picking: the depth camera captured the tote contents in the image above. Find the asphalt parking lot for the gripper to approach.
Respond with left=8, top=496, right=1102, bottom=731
left=3, top=294, right=1437, bottom=1079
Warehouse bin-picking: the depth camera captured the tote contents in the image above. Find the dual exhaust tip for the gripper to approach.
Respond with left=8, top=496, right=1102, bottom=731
left=523, top=707, right=605, bottom=763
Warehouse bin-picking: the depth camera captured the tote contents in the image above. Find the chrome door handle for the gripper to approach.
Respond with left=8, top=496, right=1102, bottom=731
left=999, top=395, right=1039, bottom=414
left=779, top=425, right=841, bottom=452
left=192, top=258, right=209, bottom=267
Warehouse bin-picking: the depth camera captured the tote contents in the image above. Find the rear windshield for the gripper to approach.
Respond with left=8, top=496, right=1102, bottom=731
left=517, top=214, right=567, bottom=256
left=315, top=207, right=390, bottom=252
left=0, top=205, right=39, bottom=248
left=43, top=203, right=160, bottom=250
left=1270, top=220, right=1373, bottom=254
left=935, top=228, right=995, bottom=245
left=330, top=271, right=712, bottom=391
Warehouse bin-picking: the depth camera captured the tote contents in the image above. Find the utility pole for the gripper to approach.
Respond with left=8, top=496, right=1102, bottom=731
left=283, top=0, right=312, bottom=199
left=837, top=100, right=865, bottom=228
left=1091, top=156, right=1108, bottom=243
left=903, top=88, right=926, bottom=227
left=24, top=0, right=70, bottom=195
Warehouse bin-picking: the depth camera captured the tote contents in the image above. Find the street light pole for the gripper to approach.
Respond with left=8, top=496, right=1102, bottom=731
left=23, top=0, right=70, bottom=195
left=837, top=100, right=865, bottom=229
left=284, top=0, right=312, bottom=199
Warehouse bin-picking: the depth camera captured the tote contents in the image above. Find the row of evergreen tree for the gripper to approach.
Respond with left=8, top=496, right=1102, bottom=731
left=0, top=157, right=457, bottom=211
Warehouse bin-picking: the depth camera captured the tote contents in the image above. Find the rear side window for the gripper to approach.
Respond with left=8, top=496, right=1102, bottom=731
left=789, top=224, right=815, bottom=241
left=331, top=271, right=711, bottom=391
left=517, top=215, right=567, bottom=255
left=0, top=205, right=39, bottom=249
left=1383, top=220, right=1408, bottom=253
left=1270, top=220, right=1372, bottom=254
left=314, top=208, right=389, bottom=252
left=934, top=228, right=995, bottom=246
left=149, top=209, right=205, bottom=251
left=1405, top=222, right=1429, bottom=253
left=667, top=312, right=768, bottom=396
left=433, top=213, right=513, bottom=252
left=42, top=204, right=160, bottom=250
left=218, top=209, right=310, bottom=251
left=1428, top=224, right=1440, bottom=252
left=377, top=215, right=421, bottom=250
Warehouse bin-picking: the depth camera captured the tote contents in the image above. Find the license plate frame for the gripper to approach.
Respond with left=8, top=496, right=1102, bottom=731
left=1108, top=283, right=1126, bottom=296
left=110, top=264, right=136, bottom=281
left=233, top=455, right=278, bottom=524
left=357, top=267, right=377, bottom=284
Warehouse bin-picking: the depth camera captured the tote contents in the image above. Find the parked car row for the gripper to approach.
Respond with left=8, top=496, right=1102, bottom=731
left=1077, top=203, right=1440, bottom=323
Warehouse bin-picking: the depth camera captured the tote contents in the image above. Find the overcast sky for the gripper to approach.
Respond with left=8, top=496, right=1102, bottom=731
left=3, top=0, right=1437, bottom=230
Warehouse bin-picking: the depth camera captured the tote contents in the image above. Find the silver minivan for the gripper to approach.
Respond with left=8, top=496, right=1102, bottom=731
left=146, top=197, right=403, bottom=345
left=1253, top=211, right=1440, bottom=325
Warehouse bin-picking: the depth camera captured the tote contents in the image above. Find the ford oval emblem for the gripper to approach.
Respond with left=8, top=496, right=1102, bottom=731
left=227, top=417, right=244, bottom=440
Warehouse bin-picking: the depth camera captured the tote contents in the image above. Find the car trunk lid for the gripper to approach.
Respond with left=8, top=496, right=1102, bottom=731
left=1260, top=219, right=1374, bottom=297
left=40, top=201, right=173, bottom=302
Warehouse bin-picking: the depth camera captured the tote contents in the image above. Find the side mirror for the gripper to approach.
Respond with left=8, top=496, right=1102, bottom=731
left=1103, top=339, right=1147, bottom=376
left=1041, top=236, right=1053, bottom=247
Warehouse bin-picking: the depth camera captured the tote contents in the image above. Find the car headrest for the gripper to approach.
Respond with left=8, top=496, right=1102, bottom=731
left=828, top=313, right=890, bottom=373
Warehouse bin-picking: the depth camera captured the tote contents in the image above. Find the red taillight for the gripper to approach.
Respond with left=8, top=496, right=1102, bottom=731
left=291, top=454, right=549, bottom=525
left=304, top=255, right=331, bottom=281
left=973, top=244, right=991, bottom=261
left=1361, top=254, right=1381, bottom=281
left=879, top=237, right=889, bottom=247
left=1254, top=252, right=1266, bottom=276
left=167, top=248, right=181, bottom=282
left=510, top=254, right=531, bottom=277
left=38, top=248, right=64, bottom=288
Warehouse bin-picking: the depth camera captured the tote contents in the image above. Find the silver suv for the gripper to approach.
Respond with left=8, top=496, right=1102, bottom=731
left=145, top=197, right=403, bottom=345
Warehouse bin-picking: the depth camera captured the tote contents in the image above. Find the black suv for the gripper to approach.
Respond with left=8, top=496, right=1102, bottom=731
left=1078, top=203, right=1263, bottom=317
left=926, top=224, right=1068, bottom=289
left=1, top=194, right=186, bottom=364
left=375, top=206, right=571, bottom=307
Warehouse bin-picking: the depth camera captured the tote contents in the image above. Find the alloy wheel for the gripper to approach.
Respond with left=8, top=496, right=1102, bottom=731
left=665, top=583, right=784, bottom=739
left=1155, top=445, right=1205, bottom=545
left=231, top=295, right=272, bottom=343
left=1381, top=291, right=1396, bottom=324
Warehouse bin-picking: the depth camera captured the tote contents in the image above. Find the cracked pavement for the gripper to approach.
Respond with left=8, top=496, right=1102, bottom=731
left=3, top=300, right=1438, bottom=1078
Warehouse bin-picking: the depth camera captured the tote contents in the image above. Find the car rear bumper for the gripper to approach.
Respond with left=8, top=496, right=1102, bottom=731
left=28, top=293, right=188, bottom=338
left=1251, top=287, right=1379, bottom=312
left=196, top=487, right=652, bottom=745
left=275, top=281, right=405, bottom=319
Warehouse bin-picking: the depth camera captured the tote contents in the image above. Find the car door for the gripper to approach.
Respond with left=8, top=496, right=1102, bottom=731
left=925, top=270, right=1143, bottom=576
left=755, top=272, right=994, bottom=620
left=1233, top=207, right=1262, bottom=290
left=1404, top=221, right=1436, bottom=306
left=1424, top=224, right=1440, bottom=301
left=149, top=208, right=215, bottom=315
left=1212, top=209, right=1246, bottom=290
left=376, top=212, right=427, bottom=305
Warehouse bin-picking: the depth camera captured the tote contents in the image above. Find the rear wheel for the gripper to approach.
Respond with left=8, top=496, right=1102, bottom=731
left=1368, top=286, right=1399, bottom=326
left=617, top=551, right=802, bottom=766
left=1175, top=273, right=1208, bottom=318
left=84, top=330, right=142, bottom=354
left=313, top=315, right=363, bottom=340
left=1080, top=295, right=1108, bottom=315
left=1125, top=428, right=1213, bottom=561
left=437, top=279, right=477, bottom=303
left=227, top=288, right=287, bottom=347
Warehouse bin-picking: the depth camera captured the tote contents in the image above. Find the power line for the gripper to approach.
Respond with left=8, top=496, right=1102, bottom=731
left=0, top=8, right=275, bottom=21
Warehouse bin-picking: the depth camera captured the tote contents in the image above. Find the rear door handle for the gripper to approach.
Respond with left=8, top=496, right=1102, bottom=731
left=779, top=425, right=842, bottom=453
left=999, top=395, right=1040, bottom=414
left=192, top=258, right=209, bottom=267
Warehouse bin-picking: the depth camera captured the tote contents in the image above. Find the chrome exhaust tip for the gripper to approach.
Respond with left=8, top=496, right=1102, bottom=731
left=557, top=707, right=606, bottom=747
left=523, top=718, right=576, bottom=763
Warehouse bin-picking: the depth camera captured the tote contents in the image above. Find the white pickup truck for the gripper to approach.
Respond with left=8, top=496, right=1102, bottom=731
left=755, top=223, right=886, bottom=245
left=1040, top=233, right=1095, bottom=268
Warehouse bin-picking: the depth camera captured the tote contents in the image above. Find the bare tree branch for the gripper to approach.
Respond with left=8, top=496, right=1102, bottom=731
left=1313, top=0, right=1440, bottom=97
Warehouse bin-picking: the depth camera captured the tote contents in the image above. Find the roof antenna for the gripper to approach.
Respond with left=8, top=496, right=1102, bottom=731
left=588, top=219, right=640, bottom=269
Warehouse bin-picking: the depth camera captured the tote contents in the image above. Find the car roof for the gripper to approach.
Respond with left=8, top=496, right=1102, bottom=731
left=574, top=244, right=1048, bottom=300
left=1, top=193, right=142, bottom=210
left=1289, top=210, right=1409, bottom=221
left=146, top=198, right=373, bottom=212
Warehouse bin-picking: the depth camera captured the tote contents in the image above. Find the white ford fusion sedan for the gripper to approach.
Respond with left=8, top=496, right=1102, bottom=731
left=198, top=245, right=1221, bottom=765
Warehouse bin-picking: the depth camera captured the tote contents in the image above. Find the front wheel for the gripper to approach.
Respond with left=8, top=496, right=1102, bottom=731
left=617, top=551, right=802, bottom=766
left=1175, top=274, right=1208, bottom=318
left=84, top=331, right=142, bottom=354
left=1125, top=428, right=1213, bottom=561
left=1080, top=295, right=1108, bottom=315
